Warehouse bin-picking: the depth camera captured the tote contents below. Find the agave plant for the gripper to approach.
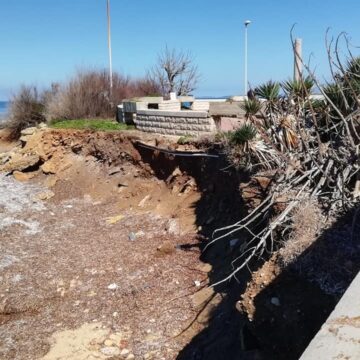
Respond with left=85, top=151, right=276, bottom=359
left=323, top=83, right=349, bottom=116
left=255, top=80, right=280, bottom=105
left=254, top=81, right=281, bottom=127
left=346, top=57, right=360, bottom=78
left=226, top=123, right=280, bottom=170
left=229, top=123, right=257, bottom=145
left=282, top=76, right=314, bottom=101
left=240, top=98, right=262, bottom=121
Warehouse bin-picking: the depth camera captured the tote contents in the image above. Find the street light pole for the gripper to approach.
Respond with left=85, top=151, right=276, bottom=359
left=244, top=20, right=251, bottom=96
left=107, top=0, right=113, bottom=94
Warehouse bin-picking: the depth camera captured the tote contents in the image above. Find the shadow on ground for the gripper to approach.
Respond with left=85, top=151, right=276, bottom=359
left=136, top=144, right=360, bottom=360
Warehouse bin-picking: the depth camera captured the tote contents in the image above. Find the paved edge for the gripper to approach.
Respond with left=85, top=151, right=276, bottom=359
left=300, top=271, right=360, bottom=359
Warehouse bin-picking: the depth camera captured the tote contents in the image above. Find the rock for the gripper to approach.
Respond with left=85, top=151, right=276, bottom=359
left=196, top=263, right=212, bottom=273
left=126, top=354, right=135, bottom=360
left=120, top=348, right=130, bottom=357
left=20, top=127, right=37, bottom=136
left=41, top=160, right=57, bottom=174
left=100, top=346, right=120, bottom=356
left=107, top=283, right=118, bottom=290
left=0, top=152, right=10, bottom=165
left=270, top=297, right=280, bottom=306
left=229, top=238, right=240, bottom=247
left=38, top=122, right=48, bottom=129
left=13, top=170, right=37, bottom=182
left=194, top=280, right=201, bottom=287
left=33, top=190, right=55, bottom=201
left=108, top=166, right=122, bottom=175
left=104, top=339, right=115, bottom=347
left=171, top=167, right=182, bottom=177
left=19, top=135, right=30, bottom=143
left=157, top=241, right=175, bottom=255
left=205, top=216, right=215, bottom=225
left=191, top=287, right=215, bottom=309
left=128, top=232, right=136, bottom=241
left=106, top=214, right=124, bottom=225
left=138, top=195, right=151, bottom=208
left=108, top=332, right=123, bottom=346
left=44, top=175, right=58, bottom=188
left=165, top=218, right=180, bottom=235
left=1, top=153, right=40, bottom=172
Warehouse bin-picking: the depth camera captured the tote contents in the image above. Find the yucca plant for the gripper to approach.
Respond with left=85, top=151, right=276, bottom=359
left=229, top=123, right=257, bottom=145
left=254, top=81, right=281, bottom=128
left=323, top=83, right=349, bottom=116
left=255, top=81, right=280, bottom=101
left=282, top=76, right=314, bottom=101
left=240, top=98, right=262, bottom=121
left=226, top=124, right=279, bottom=170
left=346, top=57, right=360, bottom=77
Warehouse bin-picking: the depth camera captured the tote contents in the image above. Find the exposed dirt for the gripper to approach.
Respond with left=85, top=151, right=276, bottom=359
left=1, top=127, right=358, bottom=360
left=0, top=129, right=213, bottom=360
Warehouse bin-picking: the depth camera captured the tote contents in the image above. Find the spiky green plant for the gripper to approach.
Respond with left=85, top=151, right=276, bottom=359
left=282, top=76, right=314, bottom=100
left=240, top=98, right=262, bottom=121
left=229, top=123, right=257, bottom=145
left=255, top=81, right=280, bottom=102
left=323, top=83, right=349, bottom=116
left=346, top=57, right=360, bottom=77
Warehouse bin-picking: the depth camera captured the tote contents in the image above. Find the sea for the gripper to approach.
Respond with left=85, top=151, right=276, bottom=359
left=0, top=101, right=9, bottom=123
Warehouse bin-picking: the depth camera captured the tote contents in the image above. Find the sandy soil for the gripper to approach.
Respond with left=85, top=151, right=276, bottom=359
left=0, top=169, right=207, bottom=360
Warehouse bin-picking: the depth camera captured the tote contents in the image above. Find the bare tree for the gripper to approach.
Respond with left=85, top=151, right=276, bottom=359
left=149, top=46, right=200, bottom=97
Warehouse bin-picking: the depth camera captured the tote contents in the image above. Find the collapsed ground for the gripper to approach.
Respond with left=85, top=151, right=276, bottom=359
left=0, top=127, right=359, bottom=360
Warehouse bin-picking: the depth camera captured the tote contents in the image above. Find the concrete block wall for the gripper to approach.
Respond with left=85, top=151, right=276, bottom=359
left=134, top=110, right=217, bottom=136
left=158, top=100, right=181, bottom=111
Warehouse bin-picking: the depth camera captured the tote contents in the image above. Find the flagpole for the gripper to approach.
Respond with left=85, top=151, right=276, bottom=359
left=107, top=0, right=113, bottom=94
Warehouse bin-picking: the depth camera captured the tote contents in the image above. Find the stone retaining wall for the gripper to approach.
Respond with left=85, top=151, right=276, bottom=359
left=134, top=110, right=217, bottom=136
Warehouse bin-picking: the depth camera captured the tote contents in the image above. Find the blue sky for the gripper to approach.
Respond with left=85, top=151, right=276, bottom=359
left=1, top=0, right=360, bottom=100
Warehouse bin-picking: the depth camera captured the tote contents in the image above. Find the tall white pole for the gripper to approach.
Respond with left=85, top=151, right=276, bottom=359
left=294, top=38, right=303, bottom=82
left=244, top=20, right=251, bottom=96
left=107, top=0, right=113, bottom=93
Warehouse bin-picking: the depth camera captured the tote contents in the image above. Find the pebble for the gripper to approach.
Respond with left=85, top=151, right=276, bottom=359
left=108, top=283, right=118, bottom=290
left=100, top=346, right=120, bottom=356
left=104, top=339, right=114, bottom=347
left=271, top=297, right=281, bottom=306
left=120, top=348, right=130, bottom=356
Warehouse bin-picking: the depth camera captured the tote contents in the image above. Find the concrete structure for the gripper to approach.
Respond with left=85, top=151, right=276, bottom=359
left=119, top=95, right=246, bottom=136
left=300, top=272, right=360, bottom=359
left=135, top=110, right=216, bottom=136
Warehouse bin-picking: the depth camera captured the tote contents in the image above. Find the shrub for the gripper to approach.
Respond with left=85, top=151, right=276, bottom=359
left=6, top=85, right=46, bottom=139
left=45, top=69, right=162, bottom=121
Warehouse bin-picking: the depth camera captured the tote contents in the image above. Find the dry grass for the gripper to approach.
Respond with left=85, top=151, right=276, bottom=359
left=279, top=199, right=325, bottom=266
left=5, top=70, right=161, bottom=139
left=45, top=70, right=161, bottom=121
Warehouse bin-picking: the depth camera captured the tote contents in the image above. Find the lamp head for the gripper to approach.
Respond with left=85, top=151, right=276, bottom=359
left=244, top=20, right=251, bottom=26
